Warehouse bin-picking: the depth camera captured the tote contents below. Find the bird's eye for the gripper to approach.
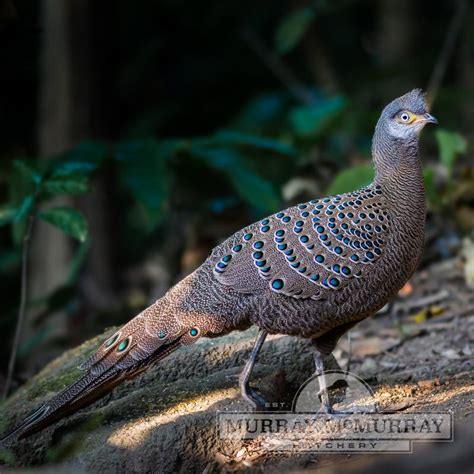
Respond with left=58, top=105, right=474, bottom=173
left=400, top=113, right=410, bottom=122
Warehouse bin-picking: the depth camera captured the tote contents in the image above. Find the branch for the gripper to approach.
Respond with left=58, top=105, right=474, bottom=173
left=3, top=215, right=35, bottom=399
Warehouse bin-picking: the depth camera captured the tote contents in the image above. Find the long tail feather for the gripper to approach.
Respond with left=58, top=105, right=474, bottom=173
left=1, top=305, right=188, bottom=443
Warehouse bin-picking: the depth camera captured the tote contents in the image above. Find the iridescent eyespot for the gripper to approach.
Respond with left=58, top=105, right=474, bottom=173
left=105, top=333, right=119, bottom=347
left=117, top=337, right=131, bottom=352
left=272, top=279, right=284, bottom=290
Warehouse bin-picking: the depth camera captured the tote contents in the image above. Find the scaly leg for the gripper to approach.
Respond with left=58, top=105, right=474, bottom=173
left=239, top=328, right=268, bottom=411
left=313, top=350, right=337, bottom=414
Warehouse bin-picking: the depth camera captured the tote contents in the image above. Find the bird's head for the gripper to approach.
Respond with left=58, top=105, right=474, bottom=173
left=379, top=89, right=437, bottom=140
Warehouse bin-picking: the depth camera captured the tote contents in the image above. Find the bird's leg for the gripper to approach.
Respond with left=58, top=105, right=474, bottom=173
left=313, top=350, right=335, bottom=414
left=239, top=328, right=269, bottom=411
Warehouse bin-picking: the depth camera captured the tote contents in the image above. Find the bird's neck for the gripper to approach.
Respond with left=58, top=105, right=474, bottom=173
left=371, top=126, right=426, bottom=230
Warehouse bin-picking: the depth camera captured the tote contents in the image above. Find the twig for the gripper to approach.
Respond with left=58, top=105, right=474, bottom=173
left=346, top=330, right=352, bottom=372
left=241, top=28, right=315, bottom=105
left=391, top=289, right=450, bottom=318
left=3, top=215, right=35, bottom=399
left=426, top=0, right=467, bottom=107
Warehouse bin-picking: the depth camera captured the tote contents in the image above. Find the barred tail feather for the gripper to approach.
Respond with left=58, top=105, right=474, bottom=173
left=1, top=304, right=190, bottom=443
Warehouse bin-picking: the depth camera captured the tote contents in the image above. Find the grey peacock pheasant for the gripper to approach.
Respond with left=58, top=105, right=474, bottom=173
left=1, top=89, right=437, bottom=442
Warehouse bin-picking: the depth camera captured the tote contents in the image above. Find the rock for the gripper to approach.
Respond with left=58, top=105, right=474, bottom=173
left=0, top=328, right=314, bottom=472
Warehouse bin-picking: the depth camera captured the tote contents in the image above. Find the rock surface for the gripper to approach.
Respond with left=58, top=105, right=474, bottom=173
left=0, top=328, right=315, bottom=472
left=1, top=258, right=473, bottom=473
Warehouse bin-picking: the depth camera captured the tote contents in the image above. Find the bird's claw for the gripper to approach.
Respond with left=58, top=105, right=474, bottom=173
left=242, top=386, right=271, bottom=412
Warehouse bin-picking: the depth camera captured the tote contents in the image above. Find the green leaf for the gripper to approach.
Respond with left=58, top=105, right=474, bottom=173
left=0, top=204, right=17, bottom=226
left=435, top=129, right=467, bottom=177
left=326, top=163, right=374, bottom=195
left=114, top=139, right=173, bottom=231
left=213, top=130, right=296, bottom=156
left=191, top=147, right=281, bottom=212
left=230, top=92, right=289, bottom=134
left=37, top=207, right=88, bottom=242
left=50, top=140, right=108, bottom=177
left=14, top=195, right=34, bottom=222
left=289, top=96, right=346, bottom=138
left=12, top=160, right=42, bottom=185
left=9, top=162, right=37, bottom=246
left=275, top=6, right=316, bottom=55
left=43, top=175, right=89, bottom=195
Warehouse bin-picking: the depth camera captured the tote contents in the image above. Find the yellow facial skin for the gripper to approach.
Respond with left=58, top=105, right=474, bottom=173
left=396, top=110, right=437, bottom=126
left=396, top=110, right=420, bottom=125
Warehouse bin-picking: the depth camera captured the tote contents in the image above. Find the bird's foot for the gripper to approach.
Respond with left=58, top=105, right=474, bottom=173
left=241, top=385, right=272, bottom=412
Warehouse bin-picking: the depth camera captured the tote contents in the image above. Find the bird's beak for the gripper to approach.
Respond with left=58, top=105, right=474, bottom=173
left=420, top=113, right=438, bottom=125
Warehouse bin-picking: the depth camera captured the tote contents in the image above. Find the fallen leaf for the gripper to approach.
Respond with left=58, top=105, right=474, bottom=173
left=398, top=282, right=413, bottom=296
left=411, top=305, right=445, bottom=324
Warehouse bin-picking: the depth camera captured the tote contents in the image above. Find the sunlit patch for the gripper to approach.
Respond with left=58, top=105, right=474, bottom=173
left=107, top=388, right=238, bottom=449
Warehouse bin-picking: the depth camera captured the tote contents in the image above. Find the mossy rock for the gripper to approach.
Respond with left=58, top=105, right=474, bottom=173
left=0, top=328, right=313, bottom=472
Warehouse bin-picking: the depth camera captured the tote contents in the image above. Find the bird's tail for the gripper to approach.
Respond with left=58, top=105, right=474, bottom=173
left=1, top=299, right=212, bottom=443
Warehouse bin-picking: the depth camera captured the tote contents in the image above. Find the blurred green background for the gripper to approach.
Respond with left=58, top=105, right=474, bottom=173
left=0, top=0, right=472, bottom=390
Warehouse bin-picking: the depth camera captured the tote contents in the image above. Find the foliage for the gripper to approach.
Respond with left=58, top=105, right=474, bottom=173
left=435, top=129, right=468, bottom=178
left=0, top=0, right=473, bottom=376
left=326, top=163, right=374, bottom=195
left=2, top=157, right=99, bottom=245
left=275, top=5, right=317, bottom=55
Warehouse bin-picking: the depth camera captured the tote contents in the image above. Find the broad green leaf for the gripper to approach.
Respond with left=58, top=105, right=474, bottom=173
left=230, top=92, right=288, bottom=133
left=50, top=140, right=108, bottom=177
left=275, top=6, right=316, bottom=55
left=14, top=195, right=34, bottom=222
left=114, top=139, right=173, bottom=231
left=289, top=96, right=346, bottom=138
left=37, top=206, right=88, bottom=242
left=213, top=130, right=296, bottom=156
left=0, top=204, right=17, bottom=226
left=435, top=129, right=467, bottom=177
left=191, top=147, right=281, bottom=212
left=43, top=175, right=89, bottom=195
left=13, top=160, right=42, bottom=185
left=326, top=163, right=374, bottom=195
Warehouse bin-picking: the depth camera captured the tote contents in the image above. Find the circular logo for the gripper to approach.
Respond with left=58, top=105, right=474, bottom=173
left=292, top=370, right=377, bottom=413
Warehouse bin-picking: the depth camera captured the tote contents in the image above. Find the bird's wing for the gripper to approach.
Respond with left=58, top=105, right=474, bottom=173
left=213, top=184, right=391, bottom=300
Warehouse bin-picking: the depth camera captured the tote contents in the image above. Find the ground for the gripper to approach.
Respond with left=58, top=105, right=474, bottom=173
left=0, top=257, right=472, bottom=473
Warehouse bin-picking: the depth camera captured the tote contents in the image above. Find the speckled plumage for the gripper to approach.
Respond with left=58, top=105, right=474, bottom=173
left=1, top=89, right=436, bottom=441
